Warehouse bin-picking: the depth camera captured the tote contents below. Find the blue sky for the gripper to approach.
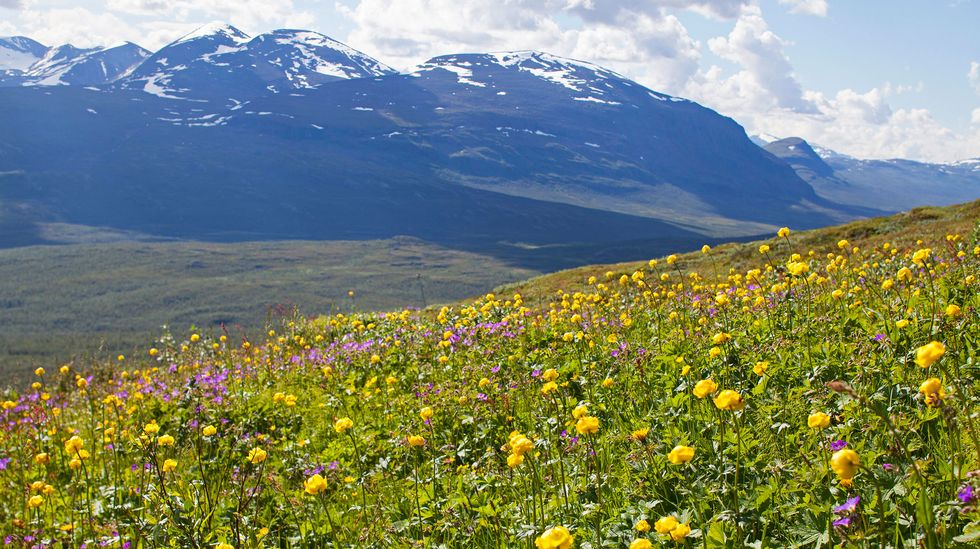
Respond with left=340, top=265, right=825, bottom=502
left=1, top=0, right=977, bottom=161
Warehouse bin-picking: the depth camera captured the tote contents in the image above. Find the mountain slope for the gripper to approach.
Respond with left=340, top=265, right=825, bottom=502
left=23, top=42, right=150, bottom=85
left=763, top=137, right=980, bottom=211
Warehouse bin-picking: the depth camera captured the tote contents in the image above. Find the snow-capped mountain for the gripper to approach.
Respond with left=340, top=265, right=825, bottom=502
left=25, top=42, right=150, bottom=86
left=119, top=23, right=396, bottom=102
left=762, top=137, right=980, bottom=211
left=0, top=36, right=48, bottom=71
left=0, top=39, right=149, bottom=86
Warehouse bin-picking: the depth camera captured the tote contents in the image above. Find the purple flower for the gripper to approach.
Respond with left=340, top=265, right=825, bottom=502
left=0, top=457, right=11, bottom=471
left=882, top=463, right=896, bottom=471
left=873, top=333, right=886, bottom=342
left=832, top=516, right=852, bottom=528
left=958, top=485, right=975, bottom=504
left=834, top=496, right=860, bottom=514
left=830, top=440, right=848, bottom=451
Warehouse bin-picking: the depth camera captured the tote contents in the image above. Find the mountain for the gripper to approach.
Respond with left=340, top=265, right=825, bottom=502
left=762, top=137, right=980, bottom=211
left=118, top=23, right=396, bottom=102
left=0, top=39, right=149, bottom=86
left=0, top=36, right=47, bottom=71
left=0, top=27, right=877, bottom=270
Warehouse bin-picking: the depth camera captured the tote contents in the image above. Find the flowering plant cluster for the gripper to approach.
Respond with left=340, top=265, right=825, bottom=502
left=0, top=221, right=978, bottom=547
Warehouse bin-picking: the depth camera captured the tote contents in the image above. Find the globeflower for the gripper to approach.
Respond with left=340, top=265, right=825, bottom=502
left=572, top=404, right=589, bottom=419
left=807, top=412, right=831, bottom=429
left=575, top=416, right=600, bottom=436
left=34, top=453, right=50, bottom=465
left=157, top=434, right=175, bottom=446
left=667, top=445, right=695, bottom=464
left=542, top=368, right=559, bottom=382
left=692, top=379, right=718, bottom=398
left=541, top=381, right=559, bottom=396
left=247, top=447, right=268, bottom=465
left=630, top=540, right=652, bottom=549
left=631, top=427, right=650, bottom=442
left=830, top=449, right=860, bottom=480
left=777, top=227, right=790, bottom=238
left=304, top=473, right=328, bottom=495
left=713, top=390, right=744, bottom=411
left=534, top=525, right=573, bottom=549
left=914, top=341, right=945, bottom=368
left=407, top=435, right=426, bottom=447
left=64, top=436, right=84, bottom=456
left=509, top=432, right=533, bottom=456
left=507, top=452, right=524, bottom=468
left=654, top=516, right=678, bottom=534
left=635, top=519, right=650, bottom=533
left=334, top=417, right=354, bottom=433
left=670, top=523, right=691, bottom=541
left=28, top=495, right=44, bottom=508
left=919, top=378, right=945, bottom=407
left=419, top=406, right=434, bottom=421
left=202, top=425, right=217, bottom=437
left=162, top=459, right=177, bottom=473
left=753, top=361, right=768, bottom=376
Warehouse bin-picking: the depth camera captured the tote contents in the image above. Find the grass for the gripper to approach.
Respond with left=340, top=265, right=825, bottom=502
left=0, top=237, right=539, bottom=382
left=0, top=200, right=977, bottom=547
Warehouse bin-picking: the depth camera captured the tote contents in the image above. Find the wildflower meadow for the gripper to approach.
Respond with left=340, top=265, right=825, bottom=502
left=1, top=220, right=978, bottom=548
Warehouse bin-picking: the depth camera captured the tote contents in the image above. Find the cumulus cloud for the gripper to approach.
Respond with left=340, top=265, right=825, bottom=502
left=703, top=6, right=816, bottom=112
left=777, top=0, right=827, bottom=16
left=972, top=108, right=980, bottom=125
left=0, top=0, right=24, bottom=10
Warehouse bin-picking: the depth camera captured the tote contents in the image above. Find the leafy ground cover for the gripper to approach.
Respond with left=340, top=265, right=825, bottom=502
left=0, top=203, right=978, bottom=547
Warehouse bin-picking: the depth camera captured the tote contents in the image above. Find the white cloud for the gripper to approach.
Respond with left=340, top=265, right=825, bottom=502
left=703, top=6, right=816, bottom=112
left=969, top=61, right=980, bottom=94
left=972, top=107, right=980, bottom=126
left=6, top=1, right=315, bottom=49
left=777, top=0, right=828, bottom=16
left=0, top=0, right=24, bottom=9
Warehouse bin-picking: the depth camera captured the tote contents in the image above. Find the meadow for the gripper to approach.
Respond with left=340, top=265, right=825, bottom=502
left=0, top=202, right=978, bottom=547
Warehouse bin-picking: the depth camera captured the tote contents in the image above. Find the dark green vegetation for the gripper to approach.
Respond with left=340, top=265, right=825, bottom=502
left=0, top=237, right=539, bottom=381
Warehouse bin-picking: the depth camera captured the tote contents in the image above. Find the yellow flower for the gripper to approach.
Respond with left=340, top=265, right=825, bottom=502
left=575, top=416, right=600, bottom=435
left=911, top=248, right=931, bottom=266
left=897, top=267, right=912, bottom=281
left=215, top=544, right=234, bottom=549
left=631, top=427, right=650, bottom=442
left=670, top=523, right=691, bottom=541
left=701, top=244, right=711, bottom=254
left=419, top=406, right=434, bottom=421
left=64, top=435, right=84, bottom=456
left=945, top=304, right=961, bottom=317
left=149, top=347, right=159, bottom=357
left=202, top=425, right=217, bottom=437
left=542, top=368, right=559, bottom=381
left=759, top=244, right=770, bottom=254
left=630, top=540, right=652, bottom=549
left=654, top=516, right=678, bottom=534
left=407, top=435, right=426, bottom=447
left=667, top=445, right=695, bottom=464
left=507, top=452, right=524, bottom=468
left=602, top=377, right=614, bottom=388
left=34, top=453, right=50, bottom=465
left=807, top=412, right=831, bottom=429
left=541, top=381, right=559, bottom=396
left=713, top=390, right=744, bottom=411
left=777, top=227, right=790, bottom=238
left=509, top=433, right=533, bottom=456
left=666, top=254, right=678, bottom=265
left=162, top=459, right=177, bottom=473
left=896, top=319, right=909, bottom=329
left=692, top=379, right=718, bottom=398
left=787, top=261, right=809, bottom=276
left=143, top=423, right=160, bottom=435
left=572, top=404, right=589, bottom=419
left=919, top=377, right=945, bottom=407
left=333, top=417, right=354, bottom=433
left=304, top=473, right=328, bottom=495
left=708, top=346, right=722, bottom=358
left=34, top=367, right=45, bottom=377
left=247, top=447, right=268, bottom=465
left=479, top=377, right=491, bottom=388
left=914, top=341, right=945, bottom=368
left=753, top=361, right=768, bottom=376
left=157, top=434, right=175, bottom=446
left=534, top=525, right=573, bottom=549
left=830, top=448, right=860, bottom=480
left=28, top=495, right=44, bottom=508
left=711, top=332, right=731, bottom=345
left=635, top=519, right=651, bottom=533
